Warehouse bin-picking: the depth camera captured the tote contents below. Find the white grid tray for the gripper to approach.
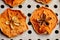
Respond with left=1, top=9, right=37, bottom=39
left=0, top=0, right=60, bottom=40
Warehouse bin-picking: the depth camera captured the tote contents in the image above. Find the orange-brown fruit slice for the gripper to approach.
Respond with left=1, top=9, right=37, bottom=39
left=0, top=8, right=28, bottom=38
left=30, top=7, right=58, bottom=34
left=3, top=0, right=25, bottom=7
left=35, top=0, right=51, bottom=4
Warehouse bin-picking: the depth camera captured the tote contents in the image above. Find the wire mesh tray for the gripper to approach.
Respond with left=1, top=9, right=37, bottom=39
left=0, top=0, right=60, bottom=40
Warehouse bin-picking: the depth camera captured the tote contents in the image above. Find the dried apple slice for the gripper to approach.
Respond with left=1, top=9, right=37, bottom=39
left=0, top=8, right=28, bottom=38
left=30, top=7, right=58, bottom=34
left=3, top=0, right=25, bottom=7
left=35, top=0, right=51, bottom=4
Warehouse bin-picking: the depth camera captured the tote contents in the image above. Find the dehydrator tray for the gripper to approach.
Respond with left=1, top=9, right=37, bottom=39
left=0, top=0, right=60, bottom=40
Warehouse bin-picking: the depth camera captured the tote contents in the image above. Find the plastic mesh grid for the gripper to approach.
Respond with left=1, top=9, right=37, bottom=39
left=0, top=0, right=60, bottom=40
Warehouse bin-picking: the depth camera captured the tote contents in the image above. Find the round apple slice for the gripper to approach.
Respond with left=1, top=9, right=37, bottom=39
left=0, top=8, right=28, bottom=38
left=3, top=0, right=25, bottom=7
left=35, top=0, right=51, bottom=4
left=30, top=7, right=58, bottom=34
